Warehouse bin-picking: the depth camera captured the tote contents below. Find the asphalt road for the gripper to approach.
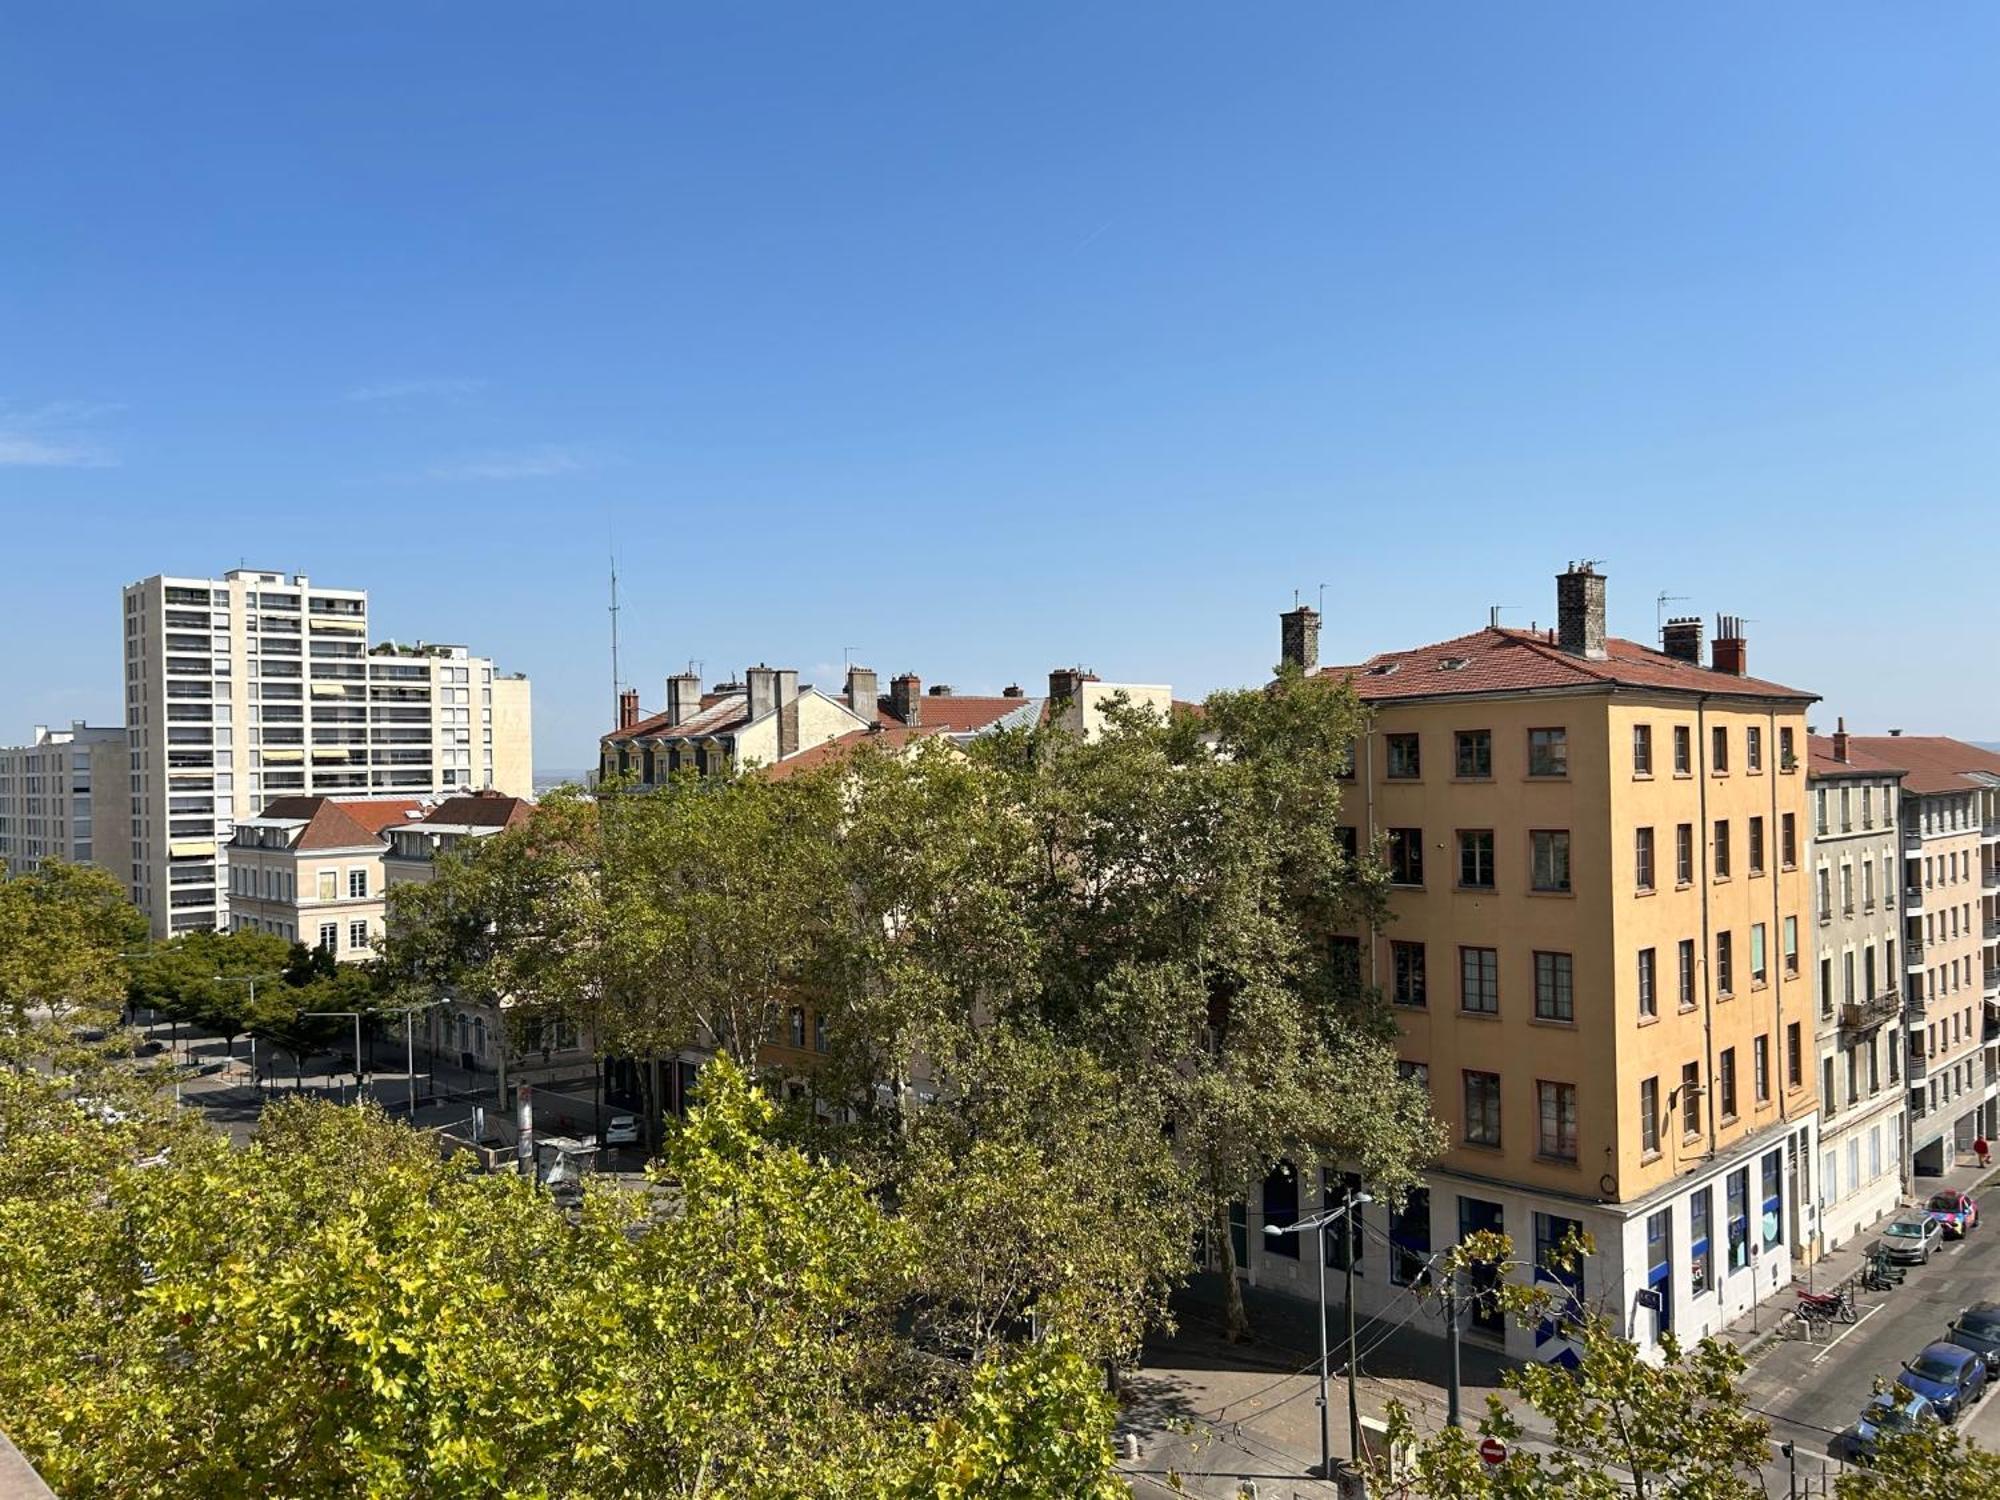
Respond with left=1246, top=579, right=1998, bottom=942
left=1742, top=1216, right=2000, bottom=1477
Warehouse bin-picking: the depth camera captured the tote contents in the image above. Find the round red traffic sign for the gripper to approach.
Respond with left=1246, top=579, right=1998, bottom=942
left=1478, top=1437, right=1507, bottom=1466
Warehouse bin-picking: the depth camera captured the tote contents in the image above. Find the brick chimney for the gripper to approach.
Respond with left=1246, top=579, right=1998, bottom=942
left=1661, top=616, right=1703, bottom=665
left=845, top=665, right=878, bottom=723
left=889, top=673, right=921, bottom=726
left=666, top=672, right=702, bottom=728
left=617, top=687, right=639, bottom=731
left=1833, top=715, right=1849, bottom=764
left=1555, top=562, right=1607, bottom=660
left=1712, top=615, right=1747, bottom=677
left=1280, top=605, right=1321, bottom=672
left=1048, top=666, right=1098, bottom=705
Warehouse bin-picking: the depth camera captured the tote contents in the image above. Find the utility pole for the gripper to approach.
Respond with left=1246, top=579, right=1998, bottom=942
left=1345, top=1180, right=1362, bottom=1469
left=1444, top=1266, right=1463, bottom=1428
left=1264, top=1184, right=1372, bottom=1481
left=1314, top=1213, right=1331, bottom=1480
left=609, top=553, right=622, bottom=726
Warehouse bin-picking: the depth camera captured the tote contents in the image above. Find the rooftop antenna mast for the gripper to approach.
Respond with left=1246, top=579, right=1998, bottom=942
left=1317, top=583, right=1328, bottom=613
left=1488, top=604, right=1521, bottom=629
left=1655, top=591, right=1690, bottom=645
left=609, top=552, right=622, bottom=724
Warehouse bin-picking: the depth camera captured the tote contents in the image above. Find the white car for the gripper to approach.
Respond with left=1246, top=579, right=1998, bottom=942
left=602, top=1115, right=640, bottom=1146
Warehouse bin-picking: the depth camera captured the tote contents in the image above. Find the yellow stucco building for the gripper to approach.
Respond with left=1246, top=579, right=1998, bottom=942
left=1233, top=566, right=1820, bottom=1359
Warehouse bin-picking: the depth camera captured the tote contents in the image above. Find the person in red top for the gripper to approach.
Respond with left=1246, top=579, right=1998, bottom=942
left=1975, top=1135, right=1990, bottom=1170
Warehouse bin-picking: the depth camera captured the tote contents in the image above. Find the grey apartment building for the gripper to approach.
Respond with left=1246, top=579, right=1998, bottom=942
left=1807, top=725, right=1908, bottom=1250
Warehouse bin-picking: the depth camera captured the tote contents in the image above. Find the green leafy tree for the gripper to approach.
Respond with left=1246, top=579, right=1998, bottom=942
left=899, top=1341, right=1129, bottom=1500
left=604, top=770, right=845, bottom=1068
left=0, top=1051, right=1131, bottom=1499
left=0, top=860, right=146, bottom=1035
left=995, top=679, right=1437, bottom=1339
left=1839, top=1423, right=2000, bottom=1500
left=126, top=927, right=297, bottom=1054
left=897, top=1025, right=1194, bottom=1363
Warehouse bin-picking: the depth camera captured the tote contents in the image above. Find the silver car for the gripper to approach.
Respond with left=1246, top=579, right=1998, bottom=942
left=1883, top=1215, right=1944, bottom=1265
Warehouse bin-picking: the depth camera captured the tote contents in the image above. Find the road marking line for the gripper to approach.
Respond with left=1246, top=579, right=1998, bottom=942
left=1810, top=1303, right=1885, bottom=1364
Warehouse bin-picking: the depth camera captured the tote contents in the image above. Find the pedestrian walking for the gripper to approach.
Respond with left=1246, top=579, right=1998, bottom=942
left=1975, top=1135, right=1990, bottom=1170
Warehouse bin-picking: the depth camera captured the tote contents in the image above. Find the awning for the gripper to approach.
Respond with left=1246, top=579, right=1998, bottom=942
left=310, top=617, right=367, bottom=633
left=169, top=841, right=215, bottom=858
left=262, top=748, right=303, bottom=763
left=310, top=682, right=355, bottom=697
left=312, top=746, right=351, bottom=759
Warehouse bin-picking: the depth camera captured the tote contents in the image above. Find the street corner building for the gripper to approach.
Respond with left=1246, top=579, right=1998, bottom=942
left=1217, top=563, right=1823, bottom=1362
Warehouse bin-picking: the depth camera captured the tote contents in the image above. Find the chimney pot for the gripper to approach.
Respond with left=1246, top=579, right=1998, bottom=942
left=889, top=673, right=922, bottom=726
left=1833, top=717, right=1849, bottom=764
left=1279, top=605, right=1321, bottom=672
left=1555, top=564, right=1608, bottom=660
left=617, top=687, right=640, bottom=731
left=927, top=683, right=952, bottom=696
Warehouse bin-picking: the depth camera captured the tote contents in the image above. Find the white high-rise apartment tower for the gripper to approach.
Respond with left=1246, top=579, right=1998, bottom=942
left=123, top=568, right=531, bottom=937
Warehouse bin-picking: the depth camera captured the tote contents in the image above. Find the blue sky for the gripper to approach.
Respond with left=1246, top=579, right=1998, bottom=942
left=4, top=4, right=1997, bottom=768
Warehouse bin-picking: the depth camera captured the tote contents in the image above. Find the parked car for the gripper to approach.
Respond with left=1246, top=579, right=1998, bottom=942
left=1898, top=1341, right=1989, bottom=1421
left=602, top=1115, right=640, bottom=1147
left=1927, top=1189, right=1980, bottom=1238
left=1947, top=1302, right=2000, bottom=1361
left=1883, top=1215, right=1945, bottom=1264
left=1841, top=1391, right=1942, bottom=1464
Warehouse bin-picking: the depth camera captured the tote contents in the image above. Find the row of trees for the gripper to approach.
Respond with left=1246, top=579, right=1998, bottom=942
left=380, top=669, right=1442, bottom=1352
left=126, top=926, right=385, bottom=1076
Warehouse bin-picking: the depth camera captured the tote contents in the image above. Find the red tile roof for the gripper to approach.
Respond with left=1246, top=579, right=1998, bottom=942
left=255, top=796, right=428, bottom=851
left=1313, top=627, right=1815, bottom=704
left=873, top=695, right=1033, bottom=734
left=1828, top=735, right=2000, bottom=796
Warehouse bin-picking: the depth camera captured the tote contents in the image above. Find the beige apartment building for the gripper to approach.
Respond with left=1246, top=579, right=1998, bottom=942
left=1806, top=727, right=1908, bottom=1250
left=1222, top=569, right=1819, bottom=1361
left=0, top=722, right=130, bottom=879
left=122, top=568, right=532, bottom=937
left=227, top=796, right=428, bottom=957
left=1835, top=736, right=2000, bottom=1175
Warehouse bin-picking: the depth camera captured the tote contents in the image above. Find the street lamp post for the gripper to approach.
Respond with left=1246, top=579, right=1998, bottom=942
left=300, top=1011, right=365, bottom=1094
left=1264, top=1181, right=1373, bottom=1481
left=388, top=999, right=449, bottom=1115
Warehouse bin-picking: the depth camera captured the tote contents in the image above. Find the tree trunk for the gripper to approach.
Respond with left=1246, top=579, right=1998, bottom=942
left=1213, top=1195, right=1250, bottom=1342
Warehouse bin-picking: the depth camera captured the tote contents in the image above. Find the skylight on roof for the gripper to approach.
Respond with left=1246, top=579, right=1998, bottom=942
left=1367, top=662, right=1400, bottom=676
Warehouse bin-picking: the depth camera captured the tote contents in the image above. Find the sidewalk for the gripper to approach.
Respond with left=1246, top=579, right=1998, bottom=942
left=1120, top=1274, right=1514, bottom=1497
left=1721, top=1151, right=2000, bottom=1360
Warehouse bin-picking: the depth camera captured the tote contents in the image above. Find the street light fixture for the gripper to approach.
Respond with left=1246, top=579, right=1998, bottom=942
left=1264, top=1181, right=1373, bottom=1481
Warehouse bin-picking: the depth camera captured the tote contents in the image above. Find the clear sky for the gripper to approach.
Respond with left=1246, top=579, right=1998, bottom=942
left=4, top=4, right=1997, bottom=769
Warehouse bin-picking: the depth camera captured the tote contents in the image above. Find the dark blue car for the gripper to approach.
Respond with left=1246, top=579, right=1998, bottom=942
left=1897, top=1341, right=1989, bottom=1421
